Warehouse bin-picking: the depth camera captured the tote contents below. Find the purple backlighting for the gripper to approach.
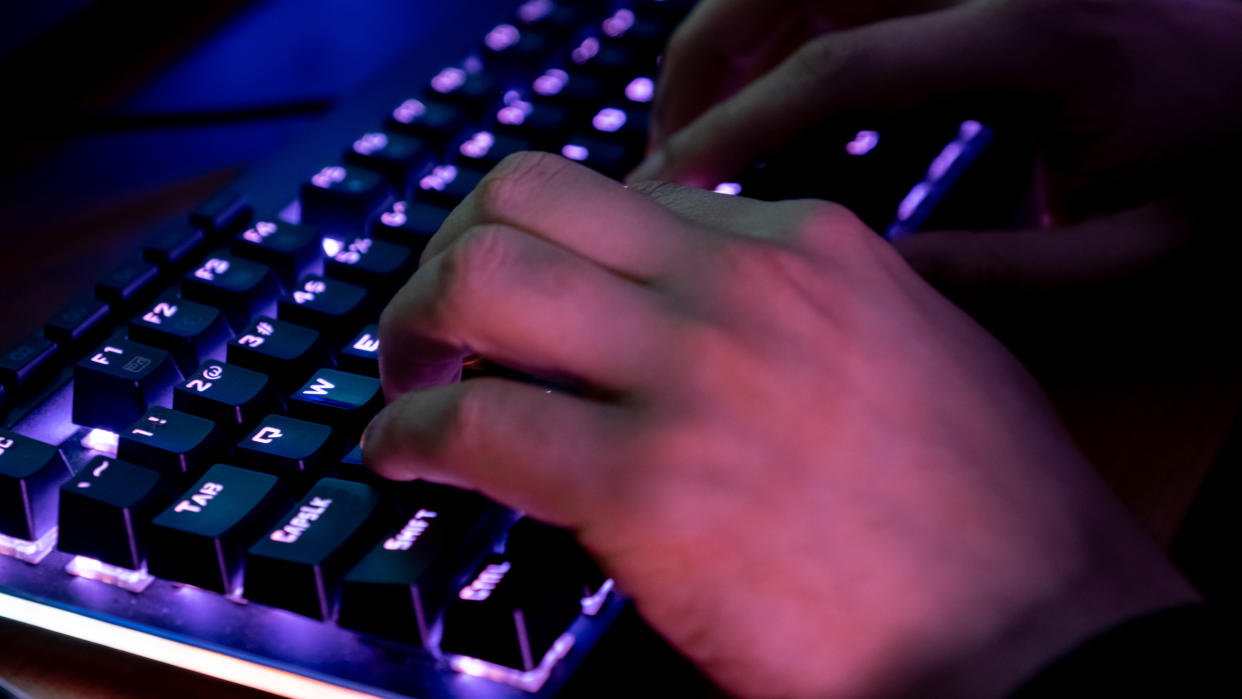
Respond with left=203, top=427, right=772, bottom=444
left=485, top=24, right=520, bottom=52
left=927, top=141, right=964, bottom=181
left=960, top=120, right=983, bottom=139
left=897, top=182, right=931, bottom=221
left=602, top=9, right=635, bottom=37
left=571, top=37, right=599, bottom=65
left=498, top=106, right=527, bottom=125
left=381, top=201, right=408, bottom=227
left=311, top=166, right=347, bottom=189
left=517, top=0, right=553, bottom=23
left=845, top=130, right=880, bottom=156
left=352, top=132, right=388, bottom=156
left=460, top=131, right=496, bottom=158
left=561, top=144, right=589, bottom=161
left=714, top=182, right=742, bottom=196
left=420, top=165, right=458, bottom=191
left=533, top=69, right=569, bottom=96
left=392, top=98, right=426, bottom=124
left=625, top=77, right=654, bottom=103
left=431, top=67, right=467, bottom=94
left=592, top=108, right=627, bottom=133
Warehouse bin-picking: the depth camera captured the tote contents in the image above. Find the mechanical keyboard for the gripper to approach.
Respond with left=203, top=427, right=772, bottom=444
left=0, top=1, right=997, bottom=696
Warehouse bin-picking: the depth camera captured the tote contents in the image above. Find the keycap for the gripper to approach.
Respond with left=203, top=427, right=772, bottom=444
left=439, top=552, right=584, bottom=671
left=277, top=275, right=372, bottom=346
left=182, top=253, right=281, bottom=332
left=73, top=339, right=181, bottom=432
left=339, top=485, right=492, bottom=644
left=505, top=517, right=608, bottom=600
left=344, top=131, right=432, bottom=194
left=495, top=98, right=571, bottom=150
left=414, top=163, right=485, bottom=208
left=300, top=164, right=394, bottom=237
left=287, top=369, right=382, bottom=442
left=370, top=200, right=449, bottom=257
left=226, top=316, right=330, bottom=392
left=96, top=257, right=161, bottom=311
left=531, top=68, right=605, bottom=120
left=323, top=236, right=416, bottom=297
left=574, top=40, right=642, bottom=87
left=454, top=130, right=532, bottom=171
left=559, top=135, right=632, bottom=178
left=480, top=23, right=554, bottom=75
left=117, top=407, right=230, bottom=480
left=387, top=97, right=470, bottom=150
left=231, top=219, right=322, bottom=289
left=143, top=222, right=206, bottom=273
left=128, top=297, right=231, bottom=374
left=0, top=334, right=58, bottom=397
left=174, top=360, right=282, bottom=440
left=44, top=295, right=110, bottom=350
left=588, top=104, right=649, bottom=144
left=235, top=414, right=335, bottom=481
left=244, top=477, right=391, bottom=620
left=338, top=325, right=380, bottom=377
left=0, top=430, right=71, bottom=541
left=427, top=66, right=500, bottom=115
left=515, top=0, right=585, bottom=38
left=58, top=455, right=167, bottom=570
left=190, top=186, right=252, bottom=239
left=147, top=464, right=292, bottom=593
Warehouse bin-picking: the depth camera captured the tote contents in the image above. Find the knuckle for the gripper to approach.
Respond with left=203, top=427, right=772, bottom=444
left=476, top=151, right=571, bottom=219
left=439, top=381, right=493, bottom=451
left=436, top=225, right=520, bottom=317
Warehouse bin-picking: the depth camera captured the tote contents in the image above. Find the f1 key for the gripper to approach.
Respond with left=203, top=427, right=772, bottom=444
left=73, top=339, right=181, bottom=433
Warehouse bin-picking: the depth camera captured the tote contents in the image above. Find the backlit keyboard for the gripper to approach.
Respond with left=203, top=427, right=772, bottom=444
left=0, top=1, right=994, bottom=696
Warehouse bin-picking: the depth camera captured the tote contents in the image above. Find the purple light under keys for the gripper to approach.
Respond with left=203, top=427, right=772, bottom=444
left=420, top=165, right=458, bottom=191
left=561, top=144, right=589, bottom=161
left=714, top=182, right=742, bottom=196
left=592, top=108, right=627, bottom=133
left=460, top=131, right=496, bottom=158
left=572, top=37, right=600, bottom=65
left=392, top=98, right=426, bottom=124
left=353, top=132, right=388, bottom=156
left=625, top=77, right=654, bottom=103
left=485, top=24, right=520, bottom=52
left=533, top=69, right=569, bottom=96
left=517, top=0, right=553, bottom=23
left=845, top=130, right=880, bottom=156
left=498, top=104, right=531, bottom=125
left=311, top=166, right=347, bottom=189
left=380, top=201, right=408, bottom=227
left=602, top=9, right=635, bottom=38
left=431, top=67, right=467, bottom=94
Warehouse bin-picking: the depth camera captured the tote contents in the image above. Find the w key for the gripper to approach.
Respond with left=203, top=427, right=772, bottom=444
left=288, top=369, right=382, bottom=442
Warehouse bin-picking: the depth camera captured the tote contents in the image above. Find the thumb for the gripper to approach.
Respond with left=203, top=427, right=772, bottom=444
left=628, top=1, right=1043, bottom=188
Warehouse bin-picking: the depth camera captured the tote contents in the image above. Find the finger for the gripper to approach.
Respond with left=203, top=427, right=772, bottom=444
left=426, top=151, right=703, bottom=279
left=629, top=2, right=1040, bottom=188
left=379, top=223, right=669, bottom=397
left=363, top=378, right=622, bottom=527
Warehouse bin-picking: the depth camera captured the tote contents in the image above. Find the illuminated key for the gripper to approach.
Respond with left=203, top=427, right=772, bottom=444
left=0, top=430, right=71, bottom=541
left=235, top=414, right=335, bottom=482
left=428, top=66, right=500, bottom=115
left=531, top=68, right=605, bottom=120
left=560, top=135, right=631, bottom=178
left=128, top=296, right=231, bottom=374
left=299, top=164, right=393, bottom=237
left=454, top=130, right=531, bottom=171
left=244, top=478, right=391, bottom=620
left=73, top=339, right=181, bottom=433
left=181, top=253, right=280, bottom=332
left=323, top=237, right=415, bottom=297
left=174, top=360, right=281, bottom=440
left=480, top=23, right=553, bottom=71
left=147, top=464, right=292, bottom=593
left=414, top=163, right=485, bottom=209
left=277, top=275, right=372, bottom=346
left=370, top=200, right=450, bottom=257
left=386, top=97, right=468, bottom=150
left=226, top=316, right=330, bottom=392
left=338, top=324, right=380, bottom=377
left=339, top=485, right=493, bottom=644
left=343, top=131, right=432, bottom=194
left=117, top=406, right=230, bottom=480
left=0, top=333, right=58, bottom=398
left=231, top=219, right=321, bottom=289
left=494, top=99, right=570, bottom=150
left=58, top=455, right=168, bottom=570
left=287, top=369, right=382, bottom=442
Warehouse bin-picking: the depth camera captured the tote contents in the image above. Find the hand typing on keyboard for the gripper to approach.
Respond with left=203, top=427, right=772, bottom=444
left=363, top=152, right=1195, bottom=698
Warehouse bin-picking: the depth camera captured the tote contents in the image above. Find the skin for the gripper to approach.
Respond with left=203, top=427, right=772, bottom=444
left=363, top=152, right=1196, bottom=698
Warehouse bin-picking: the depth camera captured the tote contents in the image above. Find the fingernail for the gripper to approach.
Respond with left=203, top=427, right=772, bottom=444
left=625, top=149, right=665, bottom=185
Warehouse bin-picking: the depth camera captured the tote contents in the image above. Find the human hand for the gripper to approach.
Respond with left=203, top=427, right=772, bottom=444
left=364, top=153, right=1195, bottom=697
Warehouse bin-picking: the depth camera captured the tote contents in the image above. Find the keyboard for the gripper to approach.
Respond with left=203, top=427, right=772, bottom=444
left=0, top=1, right=998, bottom=696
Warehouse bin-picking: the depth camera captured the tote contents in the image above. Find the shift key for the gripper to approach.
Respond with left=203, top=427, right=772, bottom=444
left=244, top=478, right=392, bottom=620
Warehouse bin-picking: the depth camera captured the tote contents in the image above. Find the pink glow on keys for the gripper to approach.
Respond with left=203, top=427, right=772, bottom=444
left=392, top=98, right=426, bottom=124
left=897, top=182, right=931, bottom=221
left=321, top=238, right=344, bottom=258
left=431, top=67, right=467, bottom=94
left=82, top=428, right=120, bottom=455
left=498, top=106, right=526, bottom=125
left=353, top=132, right=388, bottom=156
left=420, top=165, right=458, bottom=191
left=450, top=633, right=575, bottom=693
left=533, top=68, right=569, bottom=96
left=959, top=120, right=983, bottom=139
left=517, top=0, right=553, bottom=23
left=592, top=108, right=627, bottom=133
left=571, top=37, right=599, bottom=65
left=311, top=166, right=347, bottom=189
left=242, top=220, right=278, bottom=244
left=714, top=182, right=742, bottom=196
left=459, top=131, right=496, bottom=158
left=927, top=141, right=964, bottom=182
left=845, top=130, right=880, bottom=156
left=485, top=24, right=520, bottom=51
left=380, top=201, right=407, bottom=227
left=561, top=144, right=589, bottom=161
left=625, top=77, right=654, bottom=103
left=602, top=9, right=635, bottom=37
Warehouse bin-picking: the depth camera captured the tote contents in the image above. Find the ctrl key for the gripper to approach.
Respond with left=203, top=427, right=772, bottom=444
left=0, top=430, right=71, bottom=554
